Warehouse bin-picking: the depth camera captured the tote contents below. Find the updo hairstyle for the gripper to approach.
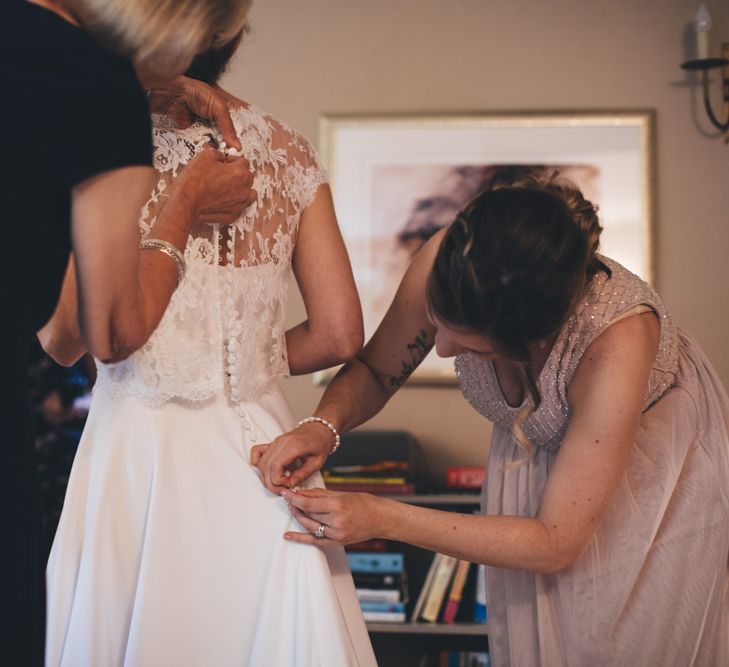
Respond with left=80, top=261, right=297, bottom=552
left=427, top=174, right=603, bottom=458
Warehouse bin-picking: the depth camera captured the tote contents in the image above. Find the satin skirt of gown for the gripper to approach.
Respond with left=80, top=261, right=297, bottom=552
left=45, top=385, right=376, bottom=667
left=483, top=331, right=729, bottom=667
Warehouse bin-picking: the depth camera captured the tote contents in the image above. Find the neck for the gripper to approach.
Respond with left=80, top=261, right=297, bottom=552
left=27, top=0, right=81, bottom=27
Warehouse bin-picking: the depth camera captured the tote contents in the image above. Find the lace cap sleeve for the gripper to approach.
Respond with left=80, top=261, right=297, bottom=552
left=271, top=116, right=328, bottom=211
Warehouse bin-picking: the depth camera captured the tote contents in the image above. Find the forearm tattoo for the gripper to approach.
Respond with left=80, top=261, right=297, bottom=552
left=387, top=329, right=433, bottom=388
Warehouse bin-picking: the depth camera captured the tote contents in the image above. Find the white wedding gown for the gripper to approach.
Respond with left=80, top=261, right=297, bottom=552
left=46, top=105, right=376, bottom=667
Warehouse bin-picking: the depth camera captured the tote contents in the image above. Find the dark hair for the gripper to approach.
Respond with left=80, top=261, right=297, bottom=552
left=427, top=174, right=602, bottom=457
left=184, top=26, right=248, bottom=86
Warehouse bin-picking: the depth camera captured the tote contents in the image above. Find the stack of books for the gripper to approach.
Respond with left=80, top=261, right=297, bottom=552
left=347, top=552, right=408, bottom=623
left=323, top=430, right=419, bottom=495
left=323, top=460, right=413, bottom=494
left=411, top=555, right=486, bottom=625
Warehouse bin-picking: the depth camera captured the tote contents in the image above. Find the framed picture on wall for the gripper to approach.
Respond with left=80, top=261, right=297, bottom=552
left=316, top=110, right=655, bottom=385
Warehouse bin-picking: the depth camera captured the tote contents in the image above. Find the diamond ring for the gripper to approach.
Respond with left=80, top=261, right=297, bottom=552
left=314, top=523, right=326, bottom=539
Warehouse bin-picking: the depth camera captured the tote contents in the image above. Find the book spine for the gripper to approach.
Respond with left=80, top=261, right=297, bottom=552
left=347, top=552, right=404, bottom=573
left=362, top=610, right=406, bottom=622
left=421, top=554, right=457, bottom=622
left=441, top=559, right=471, bottom=623
left=441, top=600, right=459, bottom=626
left=323, top=475, right=408, bottom=484
left=446, top=466, right=486, bottom=489
left=474, top=564, right=487, bottom=623
left=352, top=572, right=402, bottom=590
left=356, top=588, right=401, bottom=603
left=359, top=600, right=405, bottom=613
left=411, top=552, right=441, bottom=621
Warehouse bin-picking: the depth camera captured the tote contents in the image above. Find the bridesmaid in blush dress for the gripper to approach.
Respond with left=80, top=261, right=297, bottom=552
left=257, top=176, right=729, bottom=667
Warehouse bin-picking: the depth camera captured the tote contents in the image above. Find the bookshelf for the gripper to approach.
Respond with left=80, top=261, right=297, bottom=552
left=366, top=622, right=486, bottom=636
left=329, top=430, right=489, bottom=666
left=362, top=493, right=488, bottom=667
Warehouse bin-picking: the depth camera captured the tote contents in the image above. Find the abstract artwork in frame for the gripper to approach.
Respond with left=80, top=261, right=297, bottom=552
left=316, top=111, right=655, bottom=385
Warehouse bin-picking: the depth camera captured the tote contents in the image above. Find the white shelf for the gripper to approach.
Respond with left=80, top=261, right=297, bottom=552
left=366, top=622, right=487, bottom=636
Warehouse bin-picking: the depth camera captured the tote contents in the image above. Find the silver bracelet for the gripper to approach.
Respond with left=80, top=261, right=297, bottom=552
left=140, top=238, right=186, bottom=285
left=296, top=416, right=341, bottom=455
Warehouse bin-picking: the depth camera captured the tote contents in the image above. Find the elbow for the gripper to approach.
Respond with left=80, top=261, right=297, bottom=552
left=329, top=326, right=364, bottom=365
left=530, top=524, right=585, bottom=575
left=535, top=545, right=585, bottom=576
left=97, top=345, right=136, bottom=365
left=37, top=330, right=84, bottom=368
left=94, top=335, right=145, bottom=364
left=86, top=320, right=149, bottom=364
left=535, top=553, right=579, bottom=576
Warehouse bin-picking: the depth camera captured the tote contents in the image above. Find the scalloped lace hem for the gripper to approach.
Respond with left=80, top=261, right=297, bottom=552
left=93, top=374, right=287, bottom=409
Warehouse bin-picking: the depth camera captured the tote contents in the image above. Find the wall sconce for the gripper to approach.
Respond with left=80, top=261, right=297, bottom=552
left=680, top=4, right=729, bottom=133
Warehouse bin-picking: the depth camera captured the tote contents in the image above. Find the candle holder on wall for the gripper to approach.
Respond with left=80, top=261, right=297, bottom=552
left=680, top=4, right=729, bottom=135
left=680, top=45, right=729, bottom=132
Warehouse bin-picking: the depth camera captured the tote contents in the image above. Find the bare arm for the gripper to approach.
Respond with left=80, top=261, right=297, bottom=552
left=285, top=185, right=363, bottom=374
left=37, top=256, right=84, bottom=366
left=42, top=148, right=254, bottom=364
left=40, top=165, right=185, bottom=364
left=252, top=230, right=446, bottom=490
left=71, top=164, right=188, bottom=362
left=285, top=312, right=661, bottom=574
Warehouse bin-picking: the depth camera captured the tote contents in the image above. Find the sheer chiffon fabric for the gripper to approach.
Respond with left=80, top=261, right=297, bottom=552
left=457, top=259, right=729, bottom=666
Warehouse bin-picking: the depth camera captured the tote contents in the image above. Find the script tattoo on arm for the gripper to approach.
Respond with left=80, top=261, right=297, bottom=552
left=386, top=329, right=433, bottom=388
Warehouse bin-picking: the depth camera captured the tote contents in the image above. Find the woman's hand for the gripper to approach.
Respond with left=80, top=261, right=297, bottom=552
left=281, top=487, right=390, bottom=546
left=148, top=76, right=241, bottom=150
left=177, top=147, right=256, bottom=225
left=250, top=422, right=333, bottom=493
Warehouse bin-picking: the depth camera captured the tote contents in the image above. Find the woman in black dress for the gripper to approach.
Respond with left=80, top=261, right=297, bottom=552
left=0, top=0, right=253, bottom=662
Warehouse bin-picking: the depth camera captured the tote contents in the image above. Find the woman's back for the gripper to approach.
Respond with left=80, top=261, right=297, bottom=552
left=96, top=104, right=327, bottom=406
left=47, top=103, right=376, bottom=665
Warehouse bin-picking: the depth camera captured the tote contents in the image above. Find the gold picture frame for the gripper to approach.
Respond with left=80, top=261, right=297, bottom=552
left=314, top=110, right=656, bottom=386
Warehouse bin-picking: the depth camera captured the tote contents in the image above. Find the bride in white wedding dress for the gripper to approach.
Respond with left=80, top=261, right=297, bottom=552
left=43, top=34, right=376, bottom=667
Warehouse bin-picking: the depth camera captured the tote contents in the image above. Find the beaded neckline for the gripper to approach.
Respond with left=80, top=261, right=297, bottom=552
left=484, top=261, right=611, bottom=412
left=455, top=255, right=678, bottom=452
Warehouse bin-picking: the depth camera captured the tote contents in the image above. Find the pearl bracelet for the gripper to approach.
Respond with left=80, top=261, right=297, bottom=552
left=296, top=416, right=341, bottom=455
left=140, top=238, right=186, bottom=285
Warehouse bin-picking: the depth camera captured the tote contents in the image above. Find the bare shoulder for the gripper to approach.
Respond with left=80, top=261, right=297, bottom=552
left=569, top=311, right=661, bottom=406
left=585, top=311, right=660, bottom=361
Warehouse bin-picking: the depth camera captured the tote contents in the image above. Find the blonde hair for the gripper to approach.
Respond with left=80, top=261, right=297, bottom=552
left=67, top=0, right=253, bottom=78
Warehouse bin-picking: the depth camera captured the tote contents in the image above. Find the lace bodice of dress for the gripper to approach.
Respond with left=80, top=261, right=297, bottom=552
left=95, top=105, right=327, bottom=407
left=455, top=256, right=679, bottom=451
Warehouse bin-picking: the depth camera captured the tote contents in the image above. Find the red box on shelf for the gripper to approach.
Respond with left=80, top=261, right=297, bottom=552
left=446, top=466, right=486, bottom=490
